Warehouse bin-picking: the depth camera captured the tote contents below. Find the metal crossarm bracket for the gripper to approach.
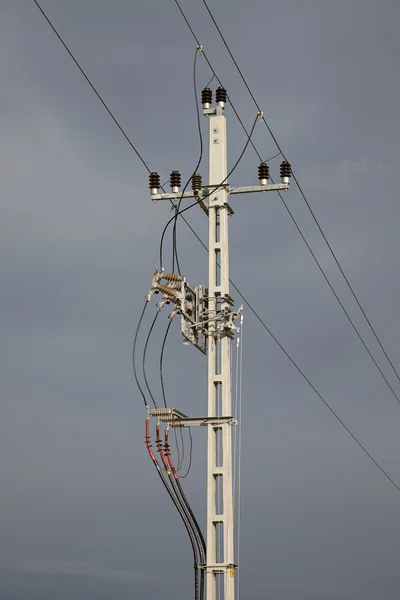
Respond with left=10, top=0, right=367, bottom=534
left=149, top=408, right=236, bottom=427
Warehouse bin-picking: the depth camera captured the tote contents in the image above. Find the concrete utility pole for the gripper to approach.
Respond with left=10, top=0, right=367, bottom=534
left=148, top=85, right=290, bottom=600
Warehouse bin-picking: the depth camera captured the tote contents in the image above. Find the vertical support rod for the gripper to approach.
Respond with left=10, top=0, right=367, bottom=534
left=206, top=108, right=235, bottom=600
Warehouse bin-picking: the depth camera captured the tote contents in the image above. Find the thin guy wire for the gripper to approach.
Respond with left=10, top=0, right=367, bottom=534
left=236, top=314, right=244, bottom=600
left=202, top=0, right=400, bottom=386
left=233, top=327, right=240, bottom=516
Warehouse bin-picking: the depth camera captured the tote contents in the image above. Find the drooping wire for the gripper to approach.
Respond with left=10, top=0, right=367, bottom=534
left=201, top=0, right=400, bottom=388
left=142, top=308, right=160, bottom=409
left=178, top=427, right=193, bottom=479
left=160, top=111, right=260, bottom=270
left=160, top=319, right=173, bottom=409
left=159, top=318, right=192, bottom=476
left=132, top=300, right=149, bottom=408
left=172, top=46, right=204, bottom=275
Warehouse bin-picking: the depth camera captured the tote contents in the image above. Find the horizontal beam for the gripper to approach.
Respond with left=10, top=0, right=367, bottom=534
left=151, top=191, right=196, bottom=201
left=148, top=408, right=235, bottom=427
left=229, top=183, right=289, bottom=195
left=151, top=191, right=209, bottom=215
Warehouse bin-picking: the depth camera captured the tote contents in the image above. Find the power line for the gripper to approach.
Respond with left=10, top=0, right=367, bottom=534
left=228, top=280, right=400, bottom=494
left=201, top=0, right=400, bottom=387
left=173, top=0, right=400, bottom=408
left=32, top=0, right=207, bottom=268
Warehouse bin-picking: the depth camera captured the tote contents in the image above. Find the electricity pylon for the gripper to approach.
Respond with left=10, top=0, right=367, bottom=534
left=147, top=85, right=291, bottom=600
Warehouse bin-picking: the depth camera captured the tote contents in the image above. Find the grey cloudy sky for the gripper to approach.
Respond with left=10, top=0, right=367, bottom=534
left=1, top=1, right=400, bottom=598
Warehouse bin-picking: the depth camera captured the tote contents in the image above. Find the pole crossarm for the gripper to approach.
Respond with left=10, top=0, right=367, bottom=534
left=148, top=408, right=236, bottom=428
left=150, top=182, right=289, bottom=202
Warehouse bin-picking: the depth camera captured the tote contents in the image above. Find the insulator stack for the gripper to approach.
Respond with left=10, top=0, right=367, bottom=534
left=170, top=170, right=181, bottom=193
left=258, top=162, right=270, bottom=186
left=192, top=173, right=202, bottom=192
left=149, top=171, right=160, bottom=195
left=150, top=408, right=174, bottom=417
left=216, top=86, right=227, bottom=107
left=280, top=160, right=292, bottom=184
left=163, top=273, right=184, bottom=282
left=201, top=87, right=212, bottom=109
left=156, top=284, right=179, bottom=300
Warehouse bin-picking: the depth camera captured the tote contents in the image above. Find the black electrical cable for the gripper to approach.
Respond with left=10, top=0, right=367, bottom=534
left=160, top=320, right=173, bottom=409
left=146, top=424, right=201, bottom=600
left=142, top=309, right=160, bottom=409
left=177, top=425, right=185, bottom=471
left=132, top=301, right=149, bottom=408
left=201, top=0, right=400, bottom=388
left=172, top=46, right=204, bottom=275
left=165, top=430, right=206, bottom=558
left=178, top=427, right=193, bottom=479
left=160, top=111, right=260, bottom=270
left=157, top=320, right=206, bottom=591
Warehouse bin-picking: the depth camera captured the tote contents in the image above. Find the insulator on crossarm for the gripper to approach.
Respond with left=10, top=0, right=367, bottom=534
left=170, top=170, right=181, bottom=193
left=192, top=172, right=202, bottom=192
left=280, top=160, right=292, bottom=184
left=216, top=86, right=227, bottom=108
left=258, top=162, right=269, bottom=186
left=201, top=87, right=212, bottom=109
left=149, top=171, right=160, bottom=195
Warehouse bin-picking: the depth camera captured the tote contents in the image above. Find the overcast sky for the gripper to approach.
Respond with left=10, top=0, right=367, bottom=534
left=1, top=1, right=400, bottom=599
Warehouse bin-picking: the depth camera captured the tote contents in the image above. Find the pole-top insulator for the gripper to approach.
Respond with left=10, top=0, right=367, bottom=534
left=216, top=86, right=227, bottom=106
left=201, top=87, right=212, bottom=108
left=192, top=172, right=202, bottom=191
left=170, top=170, right=181, bottom=192
left=280, top=160, right=292, bottom=183
left=149, top=171, right=160, bottom=194
left=258, top=162, right=269, bottom=185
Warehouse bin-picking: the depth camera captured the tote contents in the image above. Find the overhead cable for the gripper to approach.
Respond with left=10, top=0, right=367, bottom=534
left=201, top=0, right=400, bottom=388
